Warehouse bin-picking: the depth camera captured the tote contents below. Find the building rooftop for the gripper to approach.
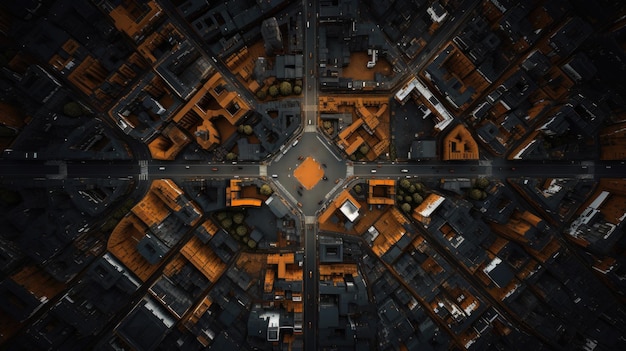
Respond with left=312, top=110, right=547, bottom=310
left=116, top=297, right=174, bottom=351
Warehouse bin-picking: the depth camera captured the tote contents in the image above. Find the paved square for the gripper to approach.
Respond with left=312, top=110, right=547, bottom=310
left=294, top=156, right=324, bottom=190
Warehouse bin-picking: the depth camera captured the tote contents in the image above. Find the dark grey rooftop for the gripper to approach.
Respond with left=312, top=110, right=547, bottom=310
left=425, top=45, right=475, bottom=108
left=116, top=297, right=173, bottom=351
left=137, top=234, right=169, bottom=265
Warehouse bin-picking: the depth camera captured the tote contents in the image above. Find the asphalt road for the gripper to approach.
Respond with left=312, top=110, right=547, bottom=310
left=301, top=2, right=320, bottom=347
left=2, top=159, right=624, bottom=183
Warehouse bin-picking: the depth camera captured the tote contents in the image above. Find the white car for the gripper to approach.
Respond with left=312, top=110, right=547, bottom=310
left=401, top=169, right=408, bottom=173
left=370, top=169, right=377, bottom=173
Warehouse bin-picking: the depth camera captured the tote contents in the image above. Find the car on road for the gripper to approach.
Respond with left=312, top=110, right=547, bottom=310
left=159, top=167, right=165, bottom=170
left=401, top=169, right=408, bottom=173
left=185, top=166, right=190, bottom=169
left=271, top=174, right=278, bottom=178
left=370, top=169, right=377, bottom=173
left=292, top=139, right=299, bottom=147
left=323, top=176, right=328, bottom=180
left=211, top=167, right=218, bottom=171
left=309, top=271, right=312, bottom=278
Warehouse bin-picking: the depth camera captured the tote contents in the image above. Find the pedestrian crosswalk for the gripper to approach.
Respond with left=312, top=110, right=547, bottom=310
left=346, top=164, right=353, bottom=177
left=139, top=160, right=148, bottom=180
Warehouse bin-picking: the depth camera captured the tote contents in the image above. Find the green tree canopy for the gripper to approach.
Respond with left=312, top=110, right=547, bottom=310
left=401, top=203, right=412, bottom=212
left=216, top=212, right=228, bottom=221
left=359, top=144, right=370, bottom=154
left=475, top=177, right=490, bottom=189
left=236, top=225, right=247, bottom=236
left=353, top=185, right=362, bottom=193
left=256, top=89, right=267, bottom=100
left=293, top=85, right=302, bottom=95
left=399, top=179, right=411, bottom=189
left=405, top=195, right=413, bottom=203
left=233, top=212, right=245, bottom=224
left=269, top=85, right=279, bottom=97
left=279, top=81, right=292, bottom=96
left=260, top=184, right=273, bottom=195
left=221, top=218, right=233, bottom=229
left=412, top=193, right=423, bottom=204
left=247, top=239, right=257, bottom=248
left=469, top=188, right=484, bottom=200
left=415, top=183, right=424, bottom=193
left=323, top=121, right=332, bottom=129
left=226, top=152, right=237, bottom=160
left=243, top=125, right=253, bottom=135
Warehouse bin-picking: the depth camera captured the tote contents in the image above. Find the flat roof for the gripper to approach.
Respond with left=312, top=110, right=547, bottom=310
left=339, top=199, right=360, bottom=222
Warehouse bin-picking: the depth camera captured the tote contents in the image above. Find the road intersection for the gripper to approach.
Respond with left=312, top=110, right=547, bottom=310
left=2, top=0, right=626, bottom=348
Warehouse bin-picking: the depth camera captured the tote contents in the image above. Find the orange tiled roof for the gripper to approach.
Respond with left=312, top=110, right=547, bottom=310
left=443, top=124, right=479, bottom=160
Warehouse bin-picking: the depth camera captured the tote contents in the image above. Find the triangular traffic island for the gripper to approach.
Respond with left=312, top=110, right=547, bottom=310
left=294, top=156, right=324, bottom=190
